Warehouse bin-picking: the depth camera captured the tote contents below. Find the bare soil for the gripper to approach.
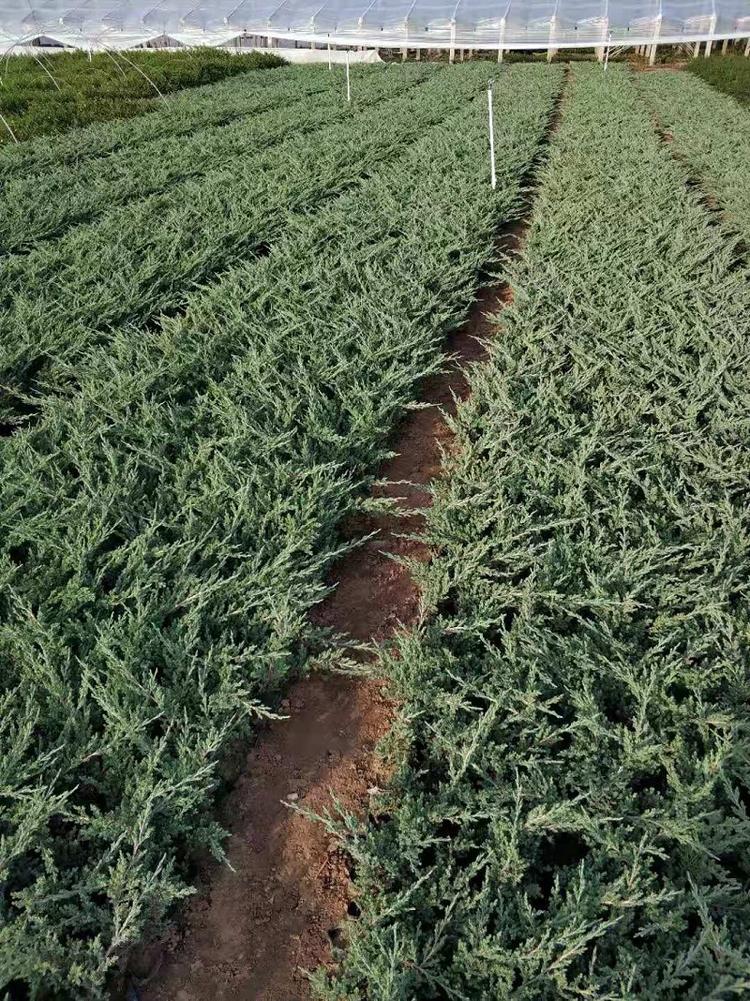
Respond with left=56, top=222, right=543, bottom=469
left=133, top=281, right=509, bottom=1001
left=128, top=174, right=563, bottom=1001
left=134, top=674, right=392, bottom=1001
left=639, top=62, right=688, bottom=72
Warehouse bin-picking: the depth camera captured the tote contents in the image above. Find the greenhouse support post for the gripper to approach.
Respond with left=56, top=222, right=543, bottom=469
left=496, top=15, right=505, bottom=62
left=346, top=50, right=351, bottom=103
left=604, top=31, right=612, bottom=70
left=648, top=14, right=661, bottom=65
left=745, top=36, right=750, bottom=56
left=328, top=41, right=332, bottom=70
left=487, top=78, right=496, bottom=191
left=705, top=12, right=716, bottom=56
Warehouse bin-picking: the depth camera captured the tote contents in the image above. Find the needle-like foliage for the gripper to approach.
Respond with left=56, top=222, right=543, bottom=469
left=0, top=48, right=285, bottom=144
left=0, top=64, right=436, bottom=253
left=319, top=64, right=750, bottom=1001
left=0, top=60, right=308, bottom=180
left=638, top=69, right=750, bottom=244
left=0, top=64, right=480, bottom=428
left=0, top=63, right=562, bottom=998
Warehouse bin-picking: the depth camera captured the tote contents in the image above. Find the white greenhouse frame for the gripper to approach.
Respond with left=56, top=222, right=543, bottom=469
left=0, top=0, right=747, bottom=59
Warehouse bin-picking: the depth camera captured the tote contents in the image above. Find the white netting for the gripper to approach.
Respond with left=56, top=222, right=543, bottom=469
left=0, top=0, right=747, bottom=52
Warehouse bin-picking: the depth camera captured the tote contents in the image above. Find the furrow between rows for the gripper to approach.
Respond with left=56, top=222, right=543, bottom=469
left=321, top=62, right=750, bottom=1001
left=0, top=64, right=564, bottom=1000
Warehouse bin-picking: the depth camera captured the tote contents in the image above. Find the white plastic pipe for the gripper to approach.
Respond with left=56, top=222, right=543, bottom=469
left=0, top=109, right=18, bottom=143
left=346, top=48, right=351, bottom=101
left=487, top=78, right=496, bottom=190
left=328, top=41, right=332, bottom=69
left=604, top=31, right=612, bottom=70
left=705, top=13, right=716, bottom=56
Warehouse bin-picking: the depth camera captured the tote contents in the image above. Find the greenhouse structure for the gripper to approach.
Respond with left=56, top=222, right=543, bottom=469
left=0, top=0, right=748, bottom=58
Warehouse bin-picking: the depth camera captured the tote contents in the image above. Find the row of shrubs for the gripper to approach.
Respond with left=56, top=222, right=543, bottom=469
left=0, top=49, right=284, bottom=142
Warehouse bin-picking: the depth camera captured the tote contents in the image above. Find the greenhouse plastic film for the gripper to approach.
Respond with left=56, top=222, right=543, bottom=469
left=0, top=0, right=748, bottom=61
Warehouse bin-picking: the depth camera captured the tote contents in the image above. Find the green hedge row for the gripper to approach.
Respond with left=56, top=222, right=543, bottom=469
left=639, top=69, right=750, bottom=244
left=0, top=65, right=365, bottom=251
left=320, top=63, right=750, bottom=1001
left=0, top=64, right=434, bottom=252
left=0, top=62, right=315, bottom=181
left=686, top=52, right=750, bottom=105
left=0, top=64, right=462, bottom=427
left=0, top=63, right=563, bottom=998
left=0, top=49, right=285, bottom=143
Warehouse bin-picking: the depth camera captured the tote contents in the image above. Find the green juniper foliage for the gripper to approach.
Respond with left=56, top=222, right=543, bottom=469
left=0, top=64, right=563, bottom=998
left=686, top=52, right=750, bottom=105
left=0, top=63, right=436, bottom=254
left=0, top=48, right=284, bottom=144
left=0, top=64, right=478, bottom=429
left=319, top=63, right=750, bottom=1000
left=638, top=69, right=750, bottom=244
left=0, top=61, right=312, bottom=181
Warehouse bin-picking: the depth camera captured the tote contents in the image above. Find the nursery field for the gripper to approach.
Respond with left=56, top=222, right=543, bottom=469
left=1, top=57, right=749, bottom=1001
left=322, top=64, right=750, bottom=999
left=0, top=59, right=562, bottom=996
left=686, top=51, right=750, bottom=104
left=0, top=48, right=284, bottom=143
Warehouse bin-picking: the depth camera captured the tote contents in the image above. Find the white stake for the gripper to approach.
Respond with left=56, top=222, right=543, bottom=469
left=346, top=49, right=351, bottom=102
left=328, top=41, right=332, bottom=71
left=0, top=109, right=18, bottom=143
left=487, top=78, right=496, bottom=190
left=604, top=31, right=612, bottom=70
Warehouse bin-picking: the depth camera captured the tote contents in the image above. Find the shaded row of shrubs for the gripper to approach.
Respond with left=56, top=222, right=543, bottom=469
left=0, top=49, right=284, bottom=142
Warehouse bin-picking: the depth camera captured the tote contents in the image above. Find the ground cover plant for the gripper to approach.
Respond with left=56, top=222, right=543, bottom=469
left=638, top=69, right=750, bottom=244
left=0, top=62, right=464, bottom=428
left=0, top=62, right=563, bottom=999
left=0, top=63, right=434, bottom=253
left=0, top=62, right=318, bottom=182
left=686, top=51, right=750, bottom=104
left=0, top=47, right=284, bottom=143
left=320, top=62, right=750, bottom=999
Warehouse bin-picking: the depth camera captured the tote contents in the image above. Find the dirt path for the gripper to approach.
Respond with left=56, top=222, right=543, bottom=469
left=132, top=278, right=510, bottom=1001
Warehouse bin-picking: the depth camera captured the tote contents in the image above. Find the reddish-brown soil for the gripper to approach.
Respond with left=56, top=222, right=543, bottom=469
left=134, top=274, right=518, bottom=1001
left=312, top=283, right=507, bottom=648
left=134, top=674, right=392, bottom=1001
